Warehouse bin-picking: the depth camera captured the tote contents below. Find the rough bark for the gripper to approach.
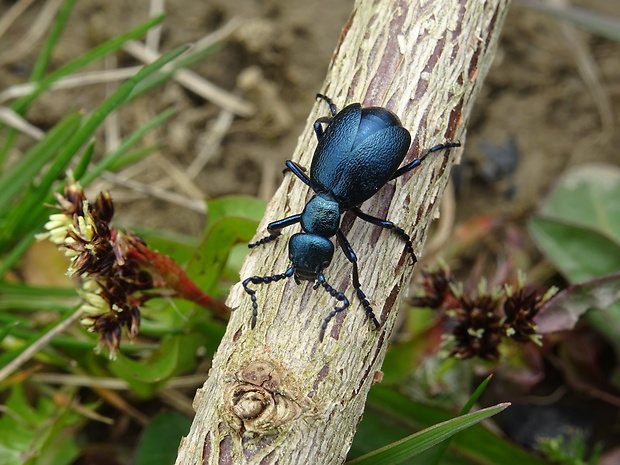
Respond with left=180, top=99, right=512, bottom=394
left=176, top=0, right=510, bottom=463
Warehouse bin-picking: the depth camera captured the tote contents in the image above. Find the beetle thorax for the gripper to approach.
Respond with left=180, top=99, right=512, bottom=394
left=300, top=194, right=340, bottom=237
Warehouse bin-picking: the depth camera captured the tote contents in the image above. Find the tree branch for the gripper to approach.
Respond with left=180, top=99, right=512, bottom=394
left=176, top=0, right=510, bottom=463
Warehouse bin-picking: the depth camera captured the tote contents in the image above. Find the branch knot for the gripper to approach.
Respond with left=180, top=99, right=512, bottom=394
left=225, top=360, right=303, bottom=434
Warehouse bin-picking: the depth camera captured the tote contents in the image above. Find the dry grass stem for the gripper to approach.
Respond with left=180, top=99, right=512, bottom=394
left=0, top=106, right=44, bottom=140
left=0, top=0, right=64, bottom=66
left=101, top=171, right=206, bottom=213
left=123, top=37, right=255, bottom=117
left=187, top=108, right=234, bottom=178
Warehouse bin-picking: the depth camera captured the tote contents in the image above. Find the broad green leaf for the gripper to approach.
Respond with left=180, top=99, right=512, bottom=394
left=181, top=196, right=264, bottom=295
left=205, top=196, right=266, bottom=231
left=134, top=411, right=191, bottom=465
left=537, top=164, right=620, bottom=239
left=189, top=216, right=257, bottom=294
left=529, top=163, right=620, bottom=282
left=110, top=333, right=205, bottom=397
left=111, top=337, right=181, bottom=387
left=529, top=218, right=620, bottom=282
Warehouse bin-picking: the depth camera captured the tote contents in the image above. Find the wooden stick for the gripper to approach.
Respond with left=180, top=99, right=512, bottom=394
left=176, top=0, right=510, bottom=463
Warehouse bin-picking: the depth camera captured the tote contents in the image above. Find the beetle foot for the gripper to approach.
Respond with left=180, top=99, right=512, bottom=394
left=356, top=288, right=380, bottom=329
left=242, top=268, right=294, bottom=329
left=316, top=275, right=350, bottom=341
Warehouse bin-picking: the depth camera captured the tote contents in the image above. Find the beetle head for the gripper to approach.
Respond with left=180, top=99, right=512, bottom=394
left=289, top=233, right=334, bottom=281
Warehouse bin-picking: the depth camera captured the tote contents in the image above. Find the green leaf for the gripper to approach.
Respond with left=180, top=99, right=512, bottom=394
left=529, top=218, right=620, bottom=282
left=428, top=376, right=493, bottom=465
left=351, top=386, right=548, bottom=465
left=206, top=196, right=266, bottom=230
left=134, top=411, right=191, bottom=465
left=537, top=164, right=620, bottom=239
left=347, top=403, right=509, bottom=465
left=189, top=216, right=258, bottom=295
left=0, top=384, right=81, bottom=465
left=111, top=336, right=182, bottom=392
left=529, top=163, right=620, bottom=282
left=186, top=196, right=264, bottom=294
left=110, top=332, right=204, bottom=397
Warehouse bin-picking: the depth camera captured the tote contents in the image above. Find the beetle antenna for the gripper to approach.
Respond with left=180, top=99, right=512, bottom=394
left=314, top=274, right=349, bottom=341
left=243, top=267, right=294, bottom=329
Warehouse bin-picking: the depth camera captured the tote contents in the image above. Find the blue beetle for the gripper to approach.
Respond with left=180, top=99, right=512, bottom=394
left=243, top=94, right=460, bottom=340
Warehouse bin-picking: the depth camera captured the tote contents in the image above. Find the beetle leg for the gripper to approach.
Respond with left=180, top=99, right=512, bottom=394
left=313, top=94, right=338, bottom=140
left=336, top=230, right=381, bottom=330
left=313, top=118, right=333, bottom=141
left=243, top=267, right=294, bottom=329
left=315, top=93, right=338, bottom=116
left=248, top=214, right=302, bottom=248
left=351, top=207, right=417, bottom=264
left=315, top=273, right=350, bottom=342
left=285, top=160, right=311, bottom=187
left=389, top=141, right=461, bottom=180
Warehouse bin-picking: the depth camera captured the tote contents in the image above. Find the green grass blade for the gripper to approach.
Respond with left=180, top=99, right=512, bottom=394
left=1, top=46, right=188, bottom=252
left=127, top=43, right=221, bottom=101
left=0, top=282, right=77, bottom=297
left=362, top=386, right=548, bottom=465
left=11, top=14, right=166, bottom=116
left=0, top=226, right=42, bottom=277
left=347, top=403, right=509, bottom=465
left=0, top=14, right=165, bottom=164
left=73, top=141, right=96, bottom=181
left=104, top=144, right=162, bottom=173
left=30, top=0, right=76, bottom=81
left=429, top=375, right=493, bottom=465
left=0, top=0, right=76, bottom=169
left=0, top=111, right=81, bottom=215
left=79, top=106, right=176, bottom=186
